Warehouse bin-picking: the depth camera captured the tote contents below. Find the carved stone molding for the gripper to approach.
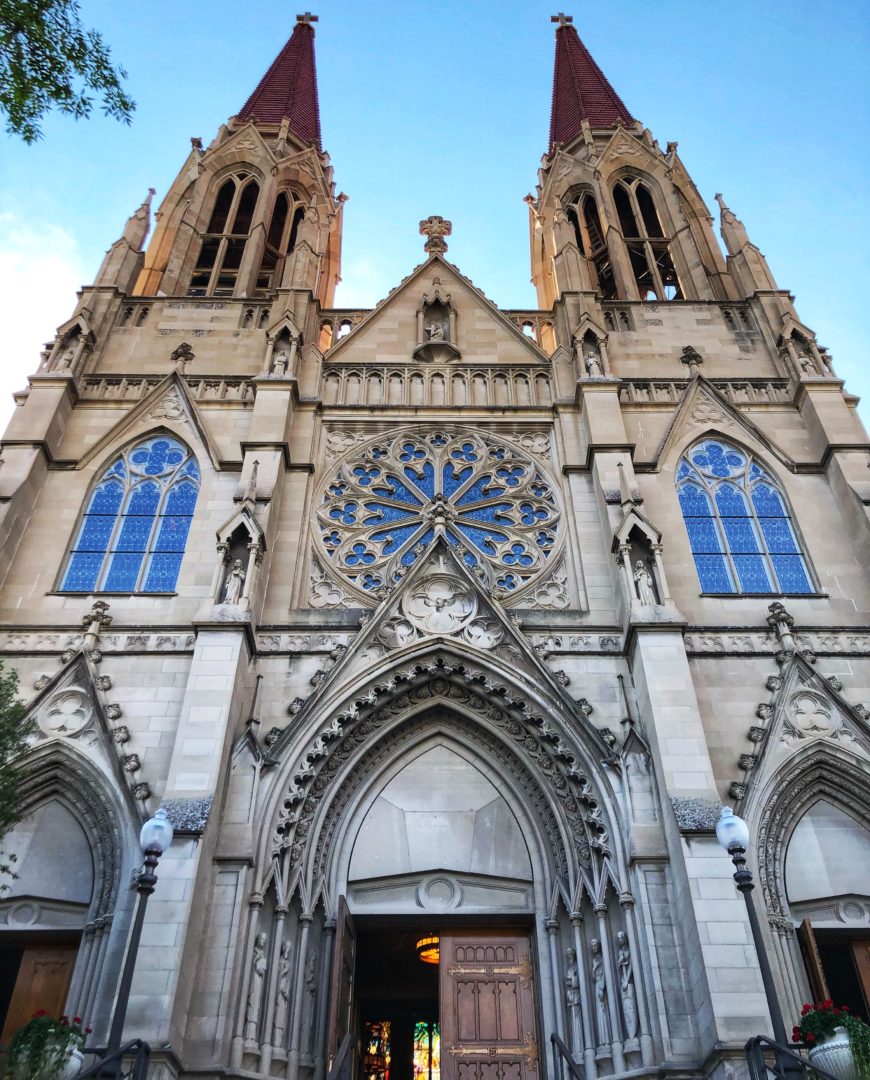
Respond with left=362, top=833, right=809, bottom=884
left=268, top=656, right=617, bottom=883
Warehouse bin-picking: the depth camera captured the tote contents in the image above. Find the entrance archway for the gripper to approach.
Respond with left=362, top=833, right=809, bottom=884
left=231, top=650, right=654, bottom=1079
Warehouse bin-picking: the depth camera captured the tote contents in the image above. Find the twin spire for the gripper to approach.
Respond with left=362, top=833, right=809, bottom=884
left=237, top=12, right=322, bottom=148
left=549, top=12, right=634, bottom=150
left=236, top=12, right=631, bottom=155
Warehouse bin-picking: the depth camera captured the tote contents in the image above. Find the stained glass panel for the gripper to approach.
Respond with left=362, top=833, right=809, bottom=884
left=676, top=439, right=813, bottom=595
left=413, top=1021, right=440, bottom=1080
left=61, top=435, right=199, bottom=593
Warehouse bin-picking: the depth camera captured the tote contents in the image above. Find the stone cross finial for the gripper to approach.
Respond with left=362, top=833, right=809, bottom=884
left=296, top=11, right=318, bottom=24
left=680, top=345, right=703, bottom=376
left=82, top=600, right=112, bottom=651
left=551, top=12, right=573, bottom=26
left=419, top=215, right=452, bottom=255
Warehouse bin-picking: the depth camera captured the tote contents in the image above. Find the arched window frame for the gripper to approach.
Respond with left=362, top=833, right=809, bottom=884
left=60, top=435, right=200, bottom=594
left=676, top=437, right=815, bottom=595
left=189, top=173, right=262, bottom=296
left=564, top=190, right=616, bottom=300
left=611, top=174, right=682, bottom=301
left=255, top=188, right=307, bottom=294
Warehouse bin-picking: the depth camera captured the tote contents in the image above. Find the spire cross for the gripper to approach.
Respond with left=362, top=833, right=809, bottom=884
left=296, top=11, right=318, bottom=24
left=551, top=12, right=573, bottom=26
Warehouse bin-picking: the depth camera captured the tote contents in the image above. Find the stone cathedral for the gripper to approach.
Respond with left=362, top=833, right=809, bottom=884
left=1, top=12, right=869, bottom=1080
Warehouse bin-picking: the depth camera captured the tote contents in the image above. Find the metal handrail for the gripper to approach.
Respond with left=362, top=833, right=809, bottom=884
left=745, top=1035, right=841, bottom=1080
left=75, top=1039, right=150, bottom=1080
left=327, top=1033, right=354, bottom=1080
left=550, top=1032, right=585, bottom=1080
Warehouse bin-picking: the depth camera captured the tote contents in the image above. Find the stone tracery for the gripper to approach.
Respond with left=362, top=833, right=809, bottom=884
left=315, top=429, right=562, bottom=602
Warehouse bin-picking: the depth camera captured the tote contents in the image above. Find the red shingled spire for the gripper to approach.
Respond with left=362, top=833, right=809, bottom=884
left=238, top=14, right=322, bottom=149
left=548, top=14, right=633, bottom=150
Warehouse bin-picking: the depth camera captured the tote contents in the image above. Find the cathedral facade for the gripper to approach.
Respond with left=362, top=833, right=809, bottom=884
left=1, top=13, right=868, bottom=1080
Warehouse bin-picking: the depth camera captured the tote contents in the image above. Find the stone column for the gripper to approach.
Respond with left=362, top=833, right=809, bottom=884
left=231, top=893, right=265, bottom=1067
left=313, top=919, right=336, bottom=1080
left=570, top=912, right=596, bottom=1079
left=594, top=905, right=625, bottom=1072
left=286, top=912, right=312, bottom=1080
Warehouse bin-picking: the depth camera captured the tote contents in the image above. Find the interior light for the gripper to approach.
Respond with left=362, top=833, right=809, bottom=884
left=416, top=935, right=440, bottom=964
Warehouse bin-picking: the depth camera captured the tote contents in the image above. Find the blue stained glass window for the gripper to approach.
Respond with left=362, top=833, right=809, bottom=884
left=676, top=439, right=813, bottom=595
left=60, top=436, right=199, bottom=593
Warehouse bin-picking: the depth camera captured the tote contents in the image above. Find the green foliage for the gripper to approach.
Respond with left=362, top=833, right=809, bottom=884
left=794, top=1001, right=870, bottom=1078
left=6, top=1012, right=91, bottom=1080
left=0, top=0, right=135, bottom=142
left=0, top=660, right=32, bottom=891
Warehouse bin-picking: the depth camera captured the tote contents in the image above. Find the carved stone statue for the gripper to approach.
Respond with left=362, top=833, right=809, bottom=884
left=301, top=947, right=318, bottom=1052
left=633, top=560, right=656, bottom=605
left=244, top=931, right=268, bottom=1041
left=585, top=353, right=603, bottom=378
left=271, top=941, right=292, bottom=1047
left=271, top=348, right=289, bottom=377
left=616, top=931, right=638, bottom=1039
left=565, top=946, right=582, bottom=1053
left=426, top=322, right=445, bottom=342
left=591, top=938, right=610, bottom=1046
left=223, top=559, right=246, bottom=605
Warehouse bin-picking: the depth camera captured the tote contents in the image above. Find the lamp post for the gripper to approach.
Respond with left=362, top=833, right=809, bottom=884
left=107, top=808, right=174, bottom=1055
left=716, top=807, right=790, bottom=1051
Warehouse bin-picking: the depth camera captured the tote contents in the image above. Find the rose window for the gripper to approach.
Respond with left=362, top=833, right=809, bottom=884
left=316, top=430, right=561, bottom=600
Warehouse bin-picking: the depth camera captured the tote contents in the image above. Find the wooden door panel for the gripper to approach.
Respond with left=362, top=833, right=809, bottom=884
left=441, top=931, right=538, bottom=1080
left=851, top=939, right=870, bottom=1014
left=326, top=896, right=356, bottom=1067
left=1, top=943, right=78, bottom=1043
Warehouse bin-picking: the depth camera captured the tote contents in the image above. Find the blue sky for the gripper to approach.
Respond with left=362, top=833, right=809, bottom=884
left=0, top=0, right=867, bottom=427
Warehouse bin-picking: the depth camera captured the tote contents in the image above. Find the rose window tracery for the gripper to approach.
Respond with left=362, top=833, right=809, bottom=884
left=316, top=430, right=562, bottom=600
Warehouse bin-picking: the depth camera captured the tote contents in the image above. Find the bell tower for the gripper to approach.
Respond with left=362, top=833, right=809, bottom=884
left=134, top=12, right=344, bottom=331
left=529, top=12, right=737, bottom=317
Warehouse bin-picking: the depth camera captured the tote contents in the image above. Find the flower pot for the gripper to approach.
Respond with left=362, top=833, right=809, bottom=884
left=808, top=1027, right=856, bottom=1080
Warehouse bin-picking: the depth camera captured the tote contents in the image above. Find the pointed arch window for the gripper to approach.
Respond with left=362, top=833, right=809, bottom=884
left=565, top=192, right=615, bottom=299
left=61, top=436, right=200, bottom=593
left=676, top=439, right=813, bottom=595
left=255, top=190, right=306, bottom=293
left=612, top=177, right=682, bottom=300
left=190, top=174, right=261, bottom=296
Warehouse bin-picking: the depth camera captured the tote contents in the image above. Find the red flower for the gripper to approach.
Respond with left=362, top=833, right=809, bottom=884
left=802, top=1004, right=812, bottom=1016
left=806, top=1033, right=816, bottom=1044
left=33, top=1010, right=48, bottom=1018
left=85, top=1027, right=93, bottom=1035
left=73, top=1017, right=82, bottom=1025
left=60, top=1018, right=69, bottom=1026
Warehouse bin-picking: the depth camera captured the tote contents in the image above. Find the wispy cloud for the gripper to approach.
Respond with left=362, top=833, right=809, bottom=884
left=0, top=213, right=86, bottom=431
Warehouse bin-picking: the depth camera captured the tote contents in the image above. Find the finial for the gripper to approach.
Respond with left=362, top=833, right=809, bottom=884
left=296, top=11, right=318, bottom=25
left=419, top=215, right=452, bottom=256
left=551, top=12, right=573, bottom=26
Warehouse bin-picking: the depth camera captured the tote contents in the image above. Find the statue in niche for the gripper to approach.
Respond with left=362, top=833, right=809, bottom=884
left=223, top=559, right=246, bottom=605
left=301, top=948, right=319, bottom=1051
left=565, top=947, right=582, bottom=1052
left=633, top=560, right=656, bottom=606
left=61, top=345, right=76, bottom=368
left=617, top=931, right=638, bottom=1040
left=590, top=938, right=610, bottom=1045
left=585, top=353, right=603, bottom=378
left=244, top=931, right=268, bottom=1040
left=271, top=348, right=289, bottom=377
left=271, top=941, right=292, bottom=1047
left=426, top=322, right=445, bottom=341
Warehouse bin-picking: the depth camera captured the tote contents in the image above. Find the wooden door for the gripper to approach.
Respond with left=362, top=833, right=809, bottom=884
left=851, top=939, right=870, bottom=1015
left=439, top=930, right=539, bottom=1080
left=797, top=919, right=830, bottom=1003
left=1, top=943, right=78, bottom=1043
left=326, top=896, right=357, bottom=1070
